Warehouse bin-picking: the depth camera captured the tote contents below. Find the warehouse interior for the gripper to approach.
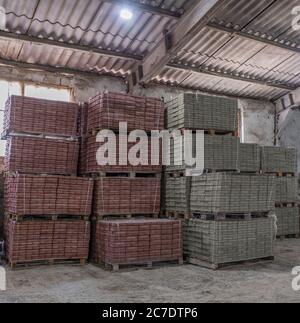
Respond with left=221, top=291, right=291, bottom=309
left=0, top=0, right=299, bottom=303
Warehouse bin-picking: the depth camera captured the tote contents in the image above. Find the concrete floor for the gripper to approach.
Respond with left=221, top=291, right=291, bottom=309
left=0, top=239, right=299, bottom=303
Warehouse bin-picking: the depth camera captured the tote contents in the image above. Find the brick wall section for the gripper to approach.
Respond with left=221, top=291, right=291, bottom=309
left=5, top=174, right=93, bottom=216
left=3, top=96, right=79, bottom=137
left=91, top=219, right=182, bottom=265
left=5, top=136, right=79, bottom=175
left=93, top=177, right=161, bottom=216
left=88, top=92, right=164, bottom=133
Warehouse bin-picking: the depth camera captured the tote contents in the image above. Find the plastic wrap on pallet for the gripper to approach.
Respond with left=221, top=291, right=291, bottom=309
left=88, top=92, right=165, bottom=132
left=5, top=136, right=79, bottom=175
left=166, top=93, right=238, bottom=132
left=190, top=173, right=275, bottom=214
left=275, top=177, right=298, bottom=203
left=5, top=174, right=93, bottom=217
left=261, top=146, right=297, bottom=174
left=5, top=219, right=90, bottom=264
left=93, top=177, right=161, bottom=217
left=79, top=133, right=162, bottom=174
left=238, top=143, right=260, bottom=173
left=166, top=135, right=239, bottom=172
left=91, top=219, right=182, bottom=266
left=184, top=218, right=275, bottom=267
left=3, top=96, right=79, bottom=137
left=275, top=207, right=300, bottom=237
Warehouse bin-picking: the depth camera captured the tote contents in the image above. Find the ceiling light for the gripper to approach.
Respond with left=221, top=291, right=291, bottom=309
left=120, top=8, right=133, bottom=20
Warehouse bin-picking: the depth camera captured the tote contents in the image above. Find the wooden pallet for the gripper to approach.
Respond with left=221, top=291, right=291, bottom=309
left=4, top=171, right=78, bottom=178
left=86, top=172, right=161, bottom=179
left=5, top=213, right=89, bottom=222
left=177, top=128, right=238, bottom=137
left=1, top=129, right=77, bottom=141
left=192, top=212, right=270, bottom=221
left=277, top=234, right=300, bottom=240
left=186, top=256, right=274, bottom=270
left=92, top=213, right=159, bottom=221
left=93, top=258, right=184, bottom=272
left=89, top=128, right=154, bottom=137
left=265, top=172, right=296, bottom=178
left=165, top=210, right=190, bottom=220
left=275, top=203, right=297, bottom=208
left=9, top=258, right=87, bottom=270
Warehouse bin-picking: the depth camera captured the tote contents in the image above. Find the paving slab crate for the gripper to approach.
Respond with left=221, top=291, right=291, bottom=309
left=166, top=93, right=238, bottom=132
left=79, top=133, right=162, bottom=174
left=3, top=95, right=80, bottom=138
left=275, top=207, right=300, bottom=237
left=88, top=92, right=165, bottom=133
left=238, top=143, right=260, bottom=173
left=183, top=218, right=275, bottom=269
left=4, top=174, right=93, bottom=217
left=5, top=219, right=90, bottom=267
left=91, top=219, right=183, bottom=270
left=190, top=173, right=275, bottom=214
left=93, top=177, right=161, bottom=218
left=261, top=147, right=297, bottom=174
left=166, top=135, right=239, bottom=173
left=5, top=136, right=79, bottom=175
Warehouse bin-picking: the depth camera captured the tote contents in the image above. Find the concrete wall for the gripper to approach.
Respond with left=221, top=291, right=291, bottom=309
left=238, top=99, right=275, bottom=146
left=0, top=65, right=275, bottom=147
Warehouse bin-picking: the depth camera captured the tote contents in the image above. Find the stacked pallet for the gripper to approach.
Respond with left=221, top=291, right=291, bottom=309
left=5, top=220, right=90, bottom=267
left=83, top=91, right=181, bottom=269
left=3, top=96, right=79, bottom=138
left=164, top=93, right=239, bottom=216
left=5, top=174, right=93, bottom=217
left=80, top=134, right=161, bottom=174
left=165, top=93, right=277, bottom=269
left=190, top=173, right=275, bottom=215
left=167, top=93, right=238, bottom=132
left=261, top=146, right=299, bottom=238
left=2, top=96, right=92, bottom=267
left=5, top=136, right=78, bottom=175
left=184, top=218, right=275, bottom=269
left=167, top=135, right=239, bottom=172
left=91, top=219, right=182, bottom=271
left=88, top=92, right=164, bottom=132
left=93, top=177, right=161, bottom=218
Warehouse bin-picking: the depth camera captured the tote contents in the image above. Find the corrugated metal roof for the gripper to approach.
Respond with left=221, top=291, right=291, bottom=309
left=0, top=0, right=298, bottom=100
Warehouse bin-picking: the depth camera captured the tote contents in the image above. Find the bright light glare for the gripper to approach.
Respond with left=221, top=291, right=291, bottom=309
left=120, top=8, right=133, bottom=20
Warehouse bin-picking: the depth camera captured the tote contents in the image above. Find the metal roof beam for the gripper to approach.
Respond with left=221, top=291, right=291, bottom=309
left=167, top=62, right=297, bottom=91
left=0, top=57, right=121, bottom=79
left=104, top=0, right=181, bottom=19
left=207, top=23, right=300, bottom=54
left=128, top=0, right=227, bottom=90
left=0, top=30, right=142, bottom=61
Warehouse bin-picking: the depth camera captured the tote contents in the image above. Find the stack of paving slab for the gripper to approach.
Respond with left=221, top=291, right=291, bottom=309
left=261, top=146, right=299, bottom=237
left=183, top=218, right=275, bottom=269
left=164, top=93, right=277, bottom=269
left=190, top=173, right=275, bottom=215
left=167, top=135, right=239, bottom=173
left=2, top=96, right=92, bottom=268
left=164, top=93, right=239, bottom=216
left=261, top=146, right=297, bottom=174
left=166, top=93, right=238, bottom=131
